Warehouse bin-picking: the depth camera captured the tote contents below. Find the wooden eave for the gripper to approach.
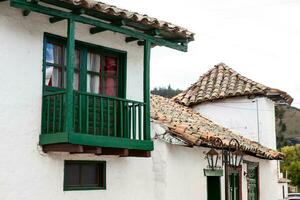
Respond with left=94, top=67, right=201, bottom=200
left=8, top=0, right=192, bottom=52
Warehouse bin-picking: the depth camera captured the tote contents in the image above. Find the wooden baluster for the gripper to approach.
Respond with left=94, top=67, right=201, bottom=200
left=138, top=104, right=142, bottom=140
left=119, top=101, right=123, bottom=138
left=78, top=93, right=82, bottom=133
left=113, top=100, right=117, bottom=137
left=107, top=98, right=110, bottom=136
left=58, top=94, right=63, bottom=132
left=124, top=102, right=128, bottom=138
left=128, top=103, right=131, bottom=139
left=100, top=97, right=104, bottom=135
left=86, top=95, right=89, bottom=134
left=53, top=95, right=56, bottom=133
left=132, top=103, right=136, bottom=140
left=93, top=95, right=96, bottom=135
left=46, top=96, right=50, bottom=134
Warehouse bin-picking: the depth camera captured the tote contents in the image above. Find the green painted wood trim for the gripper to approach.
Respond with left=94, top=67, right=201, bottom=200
left=39, top=133, right=69, bottom=145
left=69, top=133, right=154, bottom=150
left=143, top=40, right=151, bottom=141
left=10, top=0, right=188, bottom=52
left=204, top=169, right=224, bottom=177
left=65, top=19, right=75, bottom=133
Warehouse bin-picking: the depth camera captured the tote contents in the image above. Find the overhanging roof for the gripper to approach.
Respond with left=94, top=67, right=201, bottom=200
left=9, top=0, right=194, bottom=52
left=174, top=63, right=293, bottom=105
left=151, top=94, right=284, bottom=160
left=60, top=0, right=194, bottom=41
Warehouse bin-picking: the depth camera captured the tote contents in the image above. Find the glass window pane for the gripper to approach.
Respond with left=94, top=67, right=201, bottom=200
left=87, top=74, right=100, bottom=94
left=87, top=52, right=101, bottom=72
left=65, top=164, right=80, bottom=186
left=45, top=66, right=62, bottom=87
left=75, top=50, right=80, bottom=69
left=74, top=72, right=79, bottom=90
left=104, top=77, right=117, bottom=96
left=103, top=57, right=118, bottom=96
left=104, top=57, right=117, bottom=73
left=81, top=164, right=98, bottom=186
left=46, top=43, right=63, bottom=64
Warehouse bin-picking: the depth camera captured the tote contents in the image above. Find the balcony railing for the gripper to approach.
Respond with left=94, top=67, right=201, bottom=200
left=40, top=91, right=153, bottom=151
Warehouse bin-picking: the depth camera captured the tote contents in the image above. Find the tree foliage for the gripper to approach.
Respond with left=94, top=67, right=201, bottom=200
left=281, top=144, right=300, bottom=189
left=151, top=85, right=182, bottom=98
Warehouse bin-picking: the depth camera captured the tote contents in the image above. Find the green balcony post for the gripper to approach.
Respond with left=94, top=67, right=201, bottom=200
left=143, top=40, right=151, bottom=140
left=65, top=19, right=75, bottom=133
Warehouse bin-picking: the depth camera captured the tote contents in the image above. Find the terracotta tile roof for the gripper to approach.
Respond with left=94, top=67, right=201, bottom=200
left=60, top=0, right=194, bottom=41
left=173, top=63, right=293, bottom=106
left=151, top=94, right=284, bottom=160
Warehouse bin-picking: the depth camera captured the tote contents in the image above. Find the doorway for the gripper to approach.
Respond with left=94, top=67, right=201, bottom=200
left=247, top=163, right=259, bottom=200
left=207, top=176, right=221, bottom=200
left=226, top=166, right=241, bottom=200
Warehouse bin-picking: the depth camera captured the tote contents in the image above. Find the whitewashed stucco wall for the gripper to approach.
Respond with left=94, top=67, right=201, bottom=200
left=193, top=96, right=277, bottom=149
left=0, top=3, right=146, bottom=200
left=193, top=96, right=282, bottom=200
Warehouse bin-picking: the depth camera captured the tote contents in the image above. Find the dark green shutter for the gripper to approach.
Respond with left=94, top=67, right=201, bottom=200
left=247, top=164, right=259, bottom=200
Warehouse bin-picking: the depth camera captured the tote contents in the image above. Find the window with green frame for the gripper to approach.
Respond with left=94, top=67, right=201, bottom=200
left=43, top=33, right=127, bottom=98
left=64, top=160, right=106, bottom=191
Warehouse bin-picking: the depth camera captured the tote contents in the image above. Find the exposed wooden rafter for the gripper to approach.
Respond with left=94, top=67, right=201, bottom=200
left=43, top=144, right=84, bottom=153
left=89, top=19, right=126, bottom=34
left=145, top=28, right=160, bottom=36
left=22, top=0, right=38, bottom=16
left=125, top=37, right=138, bottom=43
left=49, top=8, right=85, bottom=23
left=22, top=9, right=31, bottom=16
left=11, top=0, right=188, bottom=52
left=125, top=29, right=160, bottom=44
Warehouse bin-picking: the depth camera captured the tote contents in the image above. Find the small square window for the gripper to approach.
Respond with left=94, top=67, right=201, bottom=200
left=64, top=161, right=106, bottom=191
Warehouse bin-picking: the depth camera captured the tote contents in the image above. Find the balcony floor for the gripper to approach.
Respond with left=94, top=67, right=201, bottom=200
left=39, top=132, right=153, bottom=157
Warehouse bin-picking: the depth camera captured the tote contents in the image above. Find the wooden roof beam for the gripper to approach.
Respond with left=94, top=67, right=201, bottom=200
left=10, top=0, right=188, bottom=51
left=90, top=19, right=126, bottom=34
left=145, top=28, right=160, bottom=36
left=125, top=37, right=138, bottom=43
left=126, top=29, right=160, bottom=43
left=43, top=144, right=84, bottom=153
left=49, top=8, right=85, bottom=23
left=22, top=0, right=38, bottom=16
left=137, top=41, right=157, bottom=48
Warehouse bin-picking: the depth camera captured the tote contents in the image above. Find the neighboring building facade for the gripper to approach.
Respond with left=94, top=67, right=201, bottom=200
left=174, top=63, right=293, bottom=200
left=151, top=94, right=285, bottom=200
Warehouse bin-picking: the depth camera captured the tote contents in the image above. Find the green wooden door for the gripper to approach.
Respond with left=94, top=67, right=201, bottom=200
left=207, top=176, right=221, bottom=200
left=229, top=172, right=240, bottom=200
left=247, top=164, right=258, bottom=200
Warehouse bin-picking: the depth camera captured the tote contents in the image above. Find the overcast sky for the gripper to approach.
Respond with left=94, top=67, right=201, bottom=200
left=109, top=0, right=300, bottom=107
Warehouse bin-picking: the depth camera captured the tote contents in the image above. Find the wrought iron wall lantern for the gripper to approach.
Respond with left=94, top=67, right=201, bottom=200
left=206, top=138, right=223, bottom=170
left=225, top=138, right=244, bottom=167
left=206, top=138, right=243, bottom=170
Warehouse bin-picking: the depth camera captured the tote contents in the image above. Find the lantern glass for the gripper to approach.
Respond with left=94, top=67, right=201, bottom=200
left=206, top=148, right=219, bottom=170
left=232, top=149, right=243, bottom=167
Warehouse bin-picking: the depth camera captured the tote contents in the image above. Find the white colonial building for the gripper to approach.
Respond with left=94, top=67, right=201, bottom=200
left=173, top=63, right=293, bottom=200
left=0, top=0, right=291, bottom=199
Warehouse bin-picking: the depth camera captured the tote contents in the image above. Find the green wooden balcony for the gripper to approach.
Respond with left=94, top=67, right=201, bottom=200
left=40, top=91, right=153, bottom=156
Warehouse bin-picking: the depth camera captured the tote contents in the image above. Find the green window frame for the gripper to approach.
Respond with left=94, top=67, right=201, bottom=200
left=42, top=33, right=127, bottom=98
left=64, top=160, right=106, bottom=191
